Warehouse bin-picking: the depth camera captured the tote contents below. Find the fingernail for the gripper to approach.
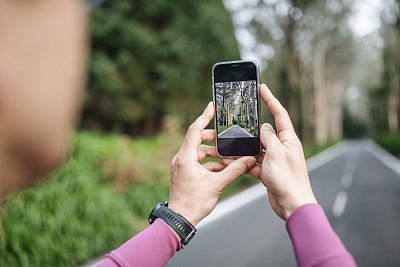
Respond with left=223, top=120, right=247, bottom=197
left=247, top=157, right=256, bottom=168
left=262, top=123, right=276, bottom=134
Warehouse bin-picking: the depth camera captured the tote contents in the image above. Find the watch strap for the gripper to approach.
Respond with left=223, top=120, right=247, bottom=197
left=149, top=202, right=196, bottom=246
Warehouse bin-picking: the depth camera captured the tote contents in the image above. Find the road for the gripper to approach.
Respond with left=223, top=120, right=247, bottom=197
left=166, top=140, right=400, bottom=267
left=218, top=125, right=254, bottom=138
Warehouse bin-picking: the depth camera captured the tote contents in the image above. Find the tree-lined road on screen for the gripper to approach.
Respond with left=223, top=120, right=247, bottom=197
left=218, top=125, right=254, bottom=138
left=166, top=140, right=400, bottom=267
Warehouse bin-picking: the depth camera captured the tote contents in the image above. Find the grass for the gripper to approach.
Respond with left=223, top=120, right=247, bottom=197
left=0, top=131, right=338, bottom=266
left=302, top=139, right=339, bottom=159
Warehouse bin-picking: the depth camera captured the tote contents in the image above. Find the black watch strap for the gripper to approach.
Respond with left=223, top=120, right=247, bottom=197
left=149, top=201, right=196, bottom=247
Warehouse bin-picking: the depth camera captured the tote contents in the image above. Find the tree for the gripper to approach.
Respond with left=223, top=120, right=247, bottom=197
left=83, top=0, right=240, bottom=135
left=379, top=0, right=400, bottom=133
left=227, top=0, right=354, bottom=143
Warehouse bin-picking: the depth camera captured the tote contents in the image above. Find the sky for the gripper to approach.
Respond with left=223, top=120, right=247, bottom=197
left=349, top=0, right=383, bottom=37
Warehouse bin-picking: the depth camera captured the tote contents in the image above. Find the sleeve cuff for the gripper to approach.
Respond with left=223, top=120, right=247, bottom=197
left=286, top=204, right=356, bottom=267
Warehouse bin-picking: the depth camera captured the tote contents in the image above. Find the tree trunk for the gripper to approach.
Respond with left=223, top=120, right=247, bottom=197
left=388, top=73, right=399, bottom=132
left=300, top=63, right=314, bottom=143
left=313, top=40, right=328, bottom=144
left=247, top=83, right=251, bottom=128
left=388, top=29, right=400, bottom=133
left=329, top=81, right=343, bottom=140
left=253, top=83, right=257, bottom=128
left=285, top=13, right=301, bottom=134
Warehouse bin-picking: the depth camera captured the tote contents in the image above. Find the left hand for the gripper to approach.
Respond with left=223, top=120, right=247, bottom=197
left=168, top=101, right=257, bottom=226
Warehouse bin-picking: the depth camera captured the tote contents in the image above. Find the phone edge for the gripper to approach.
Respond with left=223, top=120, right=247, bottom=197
left=212, top=60, right=262, bottom=158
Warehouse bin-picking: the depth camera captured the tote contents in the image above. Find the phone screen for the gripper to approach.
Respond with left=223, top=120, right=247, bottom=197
left=213, top=61, right=261, bottom=157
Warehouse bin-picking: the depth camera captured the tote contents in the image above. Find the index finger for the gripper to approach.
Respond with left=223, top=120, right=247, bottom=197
left=259, top=84, right=297, bottom=143
left=181, top=101, right=214, bottom=155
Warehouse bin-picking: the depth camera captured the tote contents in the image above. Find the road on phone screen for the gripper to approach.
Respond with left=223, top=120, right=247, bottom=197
left=166, top=140, right=400, bottom=267
left=218, top=125, right=254, bottom=138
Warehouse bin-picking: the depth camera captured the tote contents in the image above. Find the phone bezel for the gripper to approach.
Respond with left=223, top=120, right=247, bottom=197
left=212, top=60, right=261, bottom=158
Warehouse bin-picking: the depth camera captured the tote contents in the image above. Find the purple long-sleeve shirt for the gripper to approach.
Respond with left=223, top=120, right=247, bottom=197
left=95, top=204, right=357, bottom=267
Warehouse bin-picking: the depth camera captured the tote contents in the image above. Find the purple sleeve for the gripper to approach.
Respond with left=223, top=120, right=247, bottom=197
left=94, top=218, right=180, bottom=267
left=286, top=204, right=357, bottom=267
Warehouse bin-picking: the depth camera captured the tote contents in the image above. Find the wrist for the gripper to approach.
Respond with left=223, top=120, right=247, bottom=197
left=283, top=196, right=318, bottom=220
left=149, top=202, right=197, bottom=247
left=168, top=202, right=199, bottom=226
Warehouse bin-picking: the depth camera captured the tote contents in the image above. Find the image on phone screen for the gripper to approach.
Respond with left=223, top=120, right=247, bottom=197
left=213, top=61, right=261, bottom=157
left=215, top=80, right=258, bottom=138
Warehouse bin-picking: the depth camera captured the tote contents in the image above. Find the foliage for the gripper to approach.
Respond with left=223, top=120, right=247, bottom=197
left=0, top=132, right=181, bottom=266
left=1, top=130, right=338, bottom=266
left=342, top=104, right=367, bottom=138
left=238, top=122, right=247, bottom=129
left=228, top=1, right=358, bottom=144
left=374, top=133, right=400, bottom=158
left=302, top=139, right=340, bottom=159
left=83, top=0, right=240, bottom=135
left=374, top=1, right=400, bottom=134
left=215, top=80, right=258, bottom=129
left=217, top=124, right=233, bottom=134
left=0, top=133, right=136, bottom=267
left=250, top=126, right=259, bottom=136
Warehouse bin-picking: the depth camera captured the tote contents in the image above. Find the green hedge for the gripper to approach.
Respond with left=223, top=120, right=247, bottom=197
left=302, top=140, right=340, bottom=159
left=217, top=124, right=233, bottom=134
left=1, top=132, right=337, bottom=266
left=0, top=132, right=173, bottom=266
left=374, top=133, right=400, bottom=158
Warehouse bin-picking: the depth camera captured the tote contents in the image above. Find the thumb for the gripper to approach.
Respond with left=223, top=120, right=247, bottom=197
left=216, top=157, right=257, bottom=189
left=260, top=123, right=280, bottom=148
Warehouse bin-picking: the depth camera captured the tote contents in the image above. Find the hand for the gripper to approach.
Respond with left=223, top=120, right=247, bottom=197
left=168, top=102, right=257, bottom=226
left=248, top=84, right=317, bottom=221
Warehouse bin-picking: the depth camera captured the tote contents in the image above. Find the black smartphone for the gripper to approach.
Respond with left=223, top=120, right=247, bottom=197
left=212, top=60, right=261, bottom=158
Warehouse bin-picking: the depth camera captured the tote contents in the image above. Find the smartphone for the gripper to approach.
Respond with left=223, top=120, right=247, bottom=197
left=212, top=60, right=261, bottom=158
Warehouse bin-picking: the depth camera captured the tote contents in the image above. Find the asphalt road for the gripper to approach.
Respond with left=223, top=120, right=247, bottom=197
left=218, top=125, right=254, bottom=138
left=166, top=140, right=400, bottom=267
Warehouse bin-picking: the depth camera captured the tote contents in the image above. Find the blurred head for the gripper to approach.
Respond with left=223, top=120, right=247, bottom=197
left=0, top=0, right=88, bottom=197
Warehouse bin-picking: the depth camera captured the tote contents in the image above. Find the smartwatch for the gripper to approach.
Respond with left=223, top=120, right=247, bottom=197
left=149, top=201, right=197, bottom=247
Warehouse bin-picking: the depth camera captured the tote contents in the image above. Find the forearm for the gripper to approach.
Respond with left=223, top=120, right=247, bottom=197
left=286, top=204, right=357, bottom=267
left=95, top=219, right=180, bottom=267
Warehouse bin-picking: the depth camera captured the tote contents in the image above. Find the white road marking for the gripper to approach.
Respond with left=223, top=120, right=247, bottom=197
left=341, top=172, right=354, bottom=189
left=341, top=154, right=357, bottom=189
left=198, top=141, right=349, bottom=228
left=331, top=190, right=348, bottom=218
left=363, top=139, right=400, bottom=177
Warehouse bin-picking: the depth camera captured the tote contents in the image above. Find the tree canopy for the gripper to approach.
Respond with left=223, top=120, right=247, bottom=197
left=83, top=0, right=240, bottom=135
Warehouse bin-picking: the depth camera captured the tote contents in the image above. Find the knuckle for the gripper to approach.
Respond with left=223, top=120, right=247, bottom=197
left=173, top=155, right=186, bottom=168
left=233, top=163, right=245, bottom=174
left=171, top=155, right=178, bottom=166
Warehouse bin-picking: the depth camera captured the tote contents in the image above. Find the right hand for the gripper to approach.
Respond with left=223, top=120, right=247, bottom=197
left=168, top=102, right=257, bottom=227
left=248, top=84, right=317, bottom=220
